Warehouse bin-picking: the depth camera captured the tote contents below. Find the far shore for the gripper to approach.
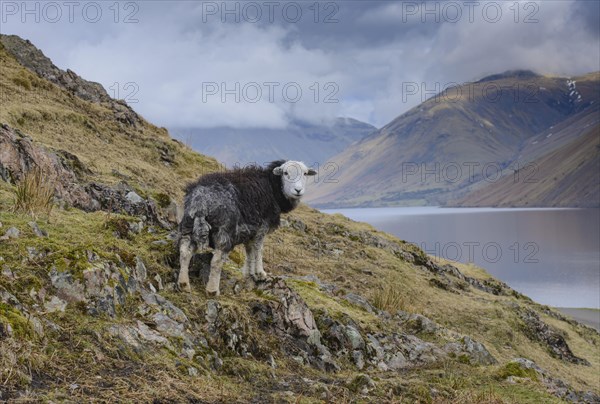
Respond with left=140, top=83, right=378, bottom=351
left=556, top=308, right=600, bottom=331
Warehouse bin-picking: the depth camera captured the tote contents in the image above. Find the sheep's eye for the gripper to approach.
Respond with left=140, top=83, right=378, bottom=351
left=284, top=171, right=288, bottom=176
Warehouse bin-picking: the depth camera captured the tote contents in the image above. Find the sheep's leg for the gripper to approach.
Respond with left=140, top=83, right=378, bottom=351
left=178, top=236, right=194, bottom=292
left=240, top=242, right=254, bottom=278
left=253, top=236, right=267, bottom=281
left=206, top=250, right=224, bottom=296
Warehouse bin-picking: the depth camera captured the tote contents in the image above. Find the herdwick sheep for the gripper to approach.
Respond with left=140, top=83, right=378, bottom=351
left=177, top=160, right=317, bottom=295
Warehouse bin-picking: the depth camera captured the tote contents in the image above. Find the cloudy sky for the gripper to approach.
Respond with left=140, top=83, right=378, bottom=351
left=2, top=0, right=599, bottom=128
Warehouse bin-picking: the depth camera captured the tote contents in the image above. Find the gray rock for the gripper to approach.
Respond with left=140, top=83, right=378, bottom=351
left=45, top=296, right=67, bottom=312
left=188, top=367, right=199, bottom=377
left=343, top=293, right=375, bottom=313
left=344, top=324, right=365, bottom=350
left=365, top=332, right=446, bottom=371
left=206, top=300, right=220, bottom=325
left=352, top=350, right=365, bottom=370
left=153, top=312, right=184, bottom=338
left=135, top=320, right=170, bottom=346
left=0, top=322, right=13, bottom=338
left=2, top=227, right=20, bottom=240
left=129, top=221, right=144, bottom=234
left=182, top=348, right=196, bottom=360
left=82, top=264, right=110, bottom=297
left=28, top=221, right=48, bottom=237
left=211, top=353, right=223, bottom=370
left=49, top=267, right=86, bottom=303
left=461, top=336, right=497, bottom=365
left=125, top=191, right=143, bottom=204
left=510, top=358, right=545, bottom=374
left=289, top=218, right=307, bottom=232
left=26, top=246, right=44, bottom=260
left=134, top=257, right=147, bottom=282
left=347, top=374, right=375, bottom=394
left=387, top=352, right=408, bottom=370
left=153, top=274, right=163, bottom=291
left=286, top=274, right=337, bottom=294
left=108, top=325, right=142, bottom=350
left=141, top=290, right=188, bottom=323
left=2, top=268, right=14, bottom=279
left=86, top=250, right=99, bottom=262
left=399, top=313, right=439, bottom=334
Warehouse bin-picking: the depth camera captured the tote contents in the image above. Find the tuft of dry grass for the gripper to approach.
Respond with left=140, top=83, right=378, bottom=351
left=12, top=168, right=54, bottom=218
left=371, top=282, right=408, bottom=314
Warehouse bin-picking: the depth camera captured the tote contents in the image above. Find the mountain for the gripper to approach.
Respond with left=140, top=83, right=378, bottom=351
left=1, top=35, right=599, bottom=402
left=170, top=117, right=377, bottom=167
left=306, top=71, right=600, bottom=208
left=453, top=100, right=600, bottom=207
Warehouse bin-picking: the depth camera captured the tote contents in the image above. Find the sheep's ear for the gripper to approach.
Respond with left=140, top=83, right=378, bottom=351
left=307, top=169, right=317, bottom=176
left=273, top=166, right=284, bottom=176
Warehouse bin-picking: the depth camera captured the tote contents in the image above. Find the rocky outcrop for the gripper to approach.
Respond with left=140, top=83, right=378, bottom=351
left=506, top=358, right=599, bottom=403
left=0, top=124, right=167, bottom=225
left=1, top=34, right=142, bottom=127
left=1, top=35, right=110, bottom=104
left=317, top=307, right=496, bottom=372
left=0, top=123, right=94, bottom=208
left=517, top=307, right=590, bottom=365
left=252, top=278, right=339, bottom=372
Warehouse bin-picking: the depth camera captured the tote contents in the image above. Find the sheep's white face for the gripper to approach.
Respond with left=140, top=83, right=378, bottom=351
left=273, top=161, right=317, bottom=200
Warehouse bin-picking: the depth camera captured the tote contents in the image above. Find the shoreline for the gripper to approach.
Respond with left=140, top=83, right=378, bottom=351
left=556, top=308, right=600, bottom=331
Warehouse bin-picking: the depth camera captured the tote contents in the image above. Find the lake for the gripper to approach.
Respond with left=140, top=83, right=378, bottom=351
left=321, top=207, right=600, bottom=309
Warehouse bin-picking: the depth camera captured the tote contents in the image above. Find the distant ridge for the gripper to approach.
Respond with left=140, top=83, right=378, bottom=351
left=307, top=70, right=600, bottom=208
left=476, top=70, right=540, bottom=83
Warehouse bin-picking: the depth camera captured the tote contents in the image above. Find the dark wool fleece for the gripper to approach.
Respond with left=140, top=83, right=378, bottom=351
left=179, top=160, right=298, bottom=252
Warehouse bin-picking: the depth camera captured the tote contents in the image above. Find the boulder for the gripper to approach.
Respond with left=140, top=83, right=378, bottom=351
left=252, top=277, right=339, bottom=372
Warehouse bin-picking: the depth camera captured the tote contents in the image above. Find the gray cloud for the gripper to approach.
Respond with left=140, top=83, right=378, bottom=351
left=1, top=1, right=598, bottom=128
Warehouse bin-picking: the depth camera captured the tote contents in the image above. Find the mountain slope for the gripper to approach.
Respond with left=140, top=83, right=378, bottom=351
left=307, top=71, right=600, bottom=208
left=0, top=34, right=222, bottom=201
left=453, top=103, right=600, bottom=207
left=171, top=117, right=377, bottom=167
left=1, top=36, right=599, bottom=402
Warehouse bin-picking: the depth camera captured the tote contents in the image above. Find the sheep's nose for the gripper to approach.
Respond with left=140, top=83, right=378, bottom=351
left=295, top=188, right=302, bottom=194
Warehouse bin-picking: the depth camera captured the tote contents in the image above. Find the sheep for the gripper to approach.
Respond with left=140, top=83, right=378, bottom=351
left=177, top=160, right=317, bottom=295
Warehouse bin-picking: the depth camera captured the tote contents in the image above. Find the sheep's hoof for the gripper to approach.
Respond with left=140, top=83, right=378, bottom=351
left=178, top=282, right=192, bottom=293
left=206, top=288, right=220, bottom=297
left=253, top=271, right=267, bottom=282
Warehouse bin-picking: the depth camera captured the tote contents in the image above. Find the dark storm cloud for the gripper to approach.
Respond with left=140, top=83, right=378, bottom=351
left=573, top=0, right=600, bottom=35
left=1, top=1, right=598, bottom=128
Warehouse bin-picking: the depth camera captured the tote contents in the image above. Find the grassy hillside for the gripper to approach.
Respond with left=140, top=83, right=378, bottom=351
left=1, top=36, right=599, bottom=402
left=0, top=36, right=221, bottom=200
left=307, top=71, right=600, bottom=208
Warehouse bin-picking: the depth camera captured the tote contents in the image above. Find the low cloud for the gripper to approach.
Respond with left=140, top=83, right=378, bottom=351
left=2, top=1, right=598, bottom=128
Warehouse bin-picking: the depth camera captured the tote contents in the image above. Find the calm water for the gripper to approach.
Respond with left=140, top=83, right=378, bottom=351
left=321, top=207, right=600, bottom=308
